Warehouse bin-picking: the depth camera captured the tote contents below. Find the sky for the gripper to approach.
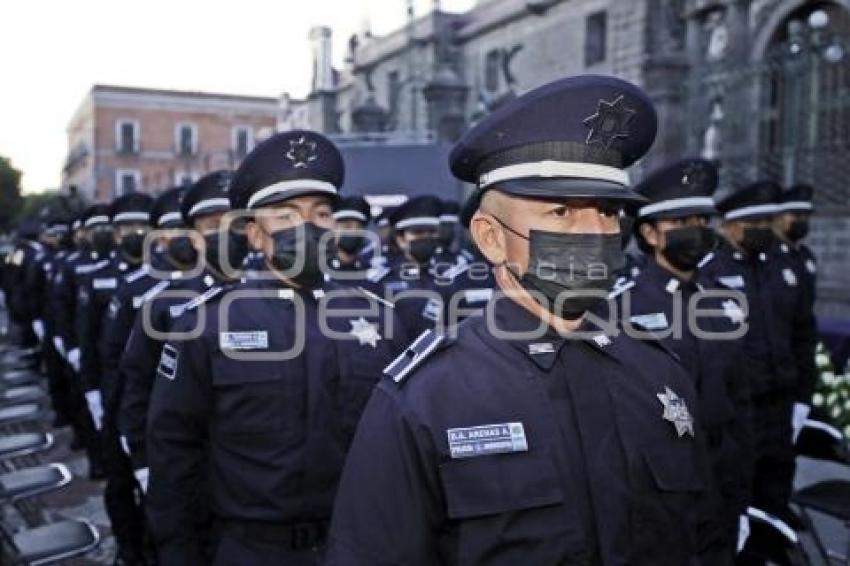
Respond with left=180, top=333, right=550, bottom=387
left=0, top=0, right=478, bottom=193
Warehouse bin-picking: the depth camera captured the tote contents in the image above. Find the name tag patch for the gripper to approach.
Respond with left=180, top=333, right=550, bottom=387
left=219, top=331, right=269, bottom=351
left=157, top=344, right=179, bottom=381
left=464, top=289, right=492, bottom=304
left=630, top=312, right=669, bottom=330
left=782, top=268, right=798, bottom=287
left=93, top=277, right=117, bottom=290
left=718, top=275, right=745, bottom=289
left=447, top=422, right=528, bottom=459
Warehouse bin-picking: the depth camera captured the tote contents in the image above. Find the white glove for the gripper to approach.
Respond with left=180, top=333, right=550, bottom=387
left=52, top=336, right=66, bottom=358
left=134, top=467, right=149, bottom=494
left=737, top=514, right=751, bottom=553
left=120, top=435, right=131, bottom=457
left=67, top=348, right=81, bottom=373
left=792, top=403, right=811, bottom=443
left=85, top=390, right=104, bottom=430
left=32, top=319, right=45, bottom=342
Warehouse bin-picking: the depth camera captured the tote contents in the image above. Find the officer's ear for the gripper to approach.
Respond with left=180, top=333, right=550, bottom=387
left=244, top=220, right=266, bottom=252
left=470, top=210, right=506, bottom=266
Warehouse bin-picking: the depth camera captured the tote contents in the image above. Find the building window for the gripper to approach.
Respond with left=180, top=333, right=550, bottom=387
left=115, top=169, right=140, bottom=195
left=387, top=70, right=401, bottom=119
left=232, top=126, right=253, bottom=158
left=175, top=122, right=198, bottom=156
left=174, top=171, right=195, bottom=187
left=485, top=49, right=501, bottom=92
left=585, top=11, right=607, bottom=66
left=115, top=119, right=140, bottom=154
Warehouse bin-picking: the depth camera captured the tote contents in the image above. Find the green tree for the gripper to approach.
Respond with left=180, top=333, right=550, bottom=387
left=0, top=155, right=23, bottom=232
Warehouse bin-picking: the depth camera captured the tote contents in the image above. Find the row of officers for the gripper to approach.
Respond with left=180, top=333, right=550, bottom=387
left=2, top=74, right=818, bottom=565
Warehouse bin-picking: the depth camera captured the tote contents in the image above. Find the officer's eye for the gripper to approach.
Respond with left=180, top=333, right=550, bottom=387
left=551, top=206, right=571, bottom=218
left=598, top=206, right=621, bottom=219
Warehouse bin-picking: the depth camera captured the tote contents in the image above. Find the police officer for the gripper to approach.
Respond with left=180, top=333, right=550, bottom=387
left=365, top=195, right=446, bottom=337
left=628, top=158, right=750, bottom=563
left=359, top=205, right=398, bottom=268
left=5, top=219, right=44, bottom=349
left=145, top=130, right=405, bottom=565
left=330, top=196, right=371, bottom=275
left=702, top=181, right=815, bottom=538
left=327, top=75, right=709, bottom=565
left=120, top=170, right=243, bottom=482
left=52, top=205, right=111, bottom=478
left=78, top=193, right=154, bottom=565
left=773, top=184, right=816, bottom=307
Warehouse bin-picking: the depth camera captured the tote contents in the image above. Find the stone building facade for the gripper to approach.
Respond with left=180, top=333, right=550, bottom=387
left=281, top=0, right=850, bottom=314
left=63, top=85, right=278, bottom=202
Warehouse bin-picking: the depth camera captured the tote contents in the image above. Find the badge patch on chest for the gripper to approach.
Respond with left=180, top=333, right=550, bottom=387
left=447, top=422, right=528, bottom=459
left=630, top=312, right=669, bottom=330
left=349, top=317, right=381, bottom=348
left=657, top=387, right=694, bottom=438
left=157, top=344, right=179, bottom=381
left=219, top=331, right=269, bottom=350
left=93, top=277, right=117, bottom=290
left=805, top=259, right=816, bottom=274
left=718, top=275, right=745, bottom=289
left=722, top=299, right=745, bottom=324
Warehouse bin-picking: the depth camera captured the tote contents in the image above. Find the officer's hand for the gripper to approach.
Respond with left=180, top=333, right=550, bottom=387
left=67, top=348, right=81, bottom=373
left=134, top=467, right=149, bottom=494
left=52, top=336, right=66, bottom=358
left=792, top=403, right=811, bottom=443
left=32, top=319, right=45, bottom=342
left=737, top=514, right=750, bottom=553
left=85, top=390, right=104, bottom=430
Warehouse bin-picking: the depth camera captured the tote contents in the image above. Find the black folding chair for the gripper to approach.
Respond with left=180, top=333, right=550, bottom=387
left=0, top=519, right=100, bottom=565
left=0, top=464, right=73, bottom=526
left=792, top=418, right=850, bottom=565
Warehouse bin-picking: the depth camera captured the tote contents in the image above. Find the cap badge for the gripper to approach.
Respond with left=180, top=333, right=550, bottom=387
left=349, top=317, right=381, bottom=348
left=681, top=162, right=710, bottom=188
left=657, top=386, right=694, bottom=437
left=285, top=136, right=318, bottom=169
left=583, top=95, right=635, bottom=149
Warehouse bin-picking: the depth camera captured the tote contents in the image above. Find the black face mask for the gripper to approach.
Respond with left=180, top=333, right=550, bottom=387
left=204, top=232, right=249, bottom=277
left=91, top=230, right=114, bottom=255
left=167, top=236, right=198, bottom=268
left=661, top=226, right=717, bottom=272
left=496, top=217, right=624, bottom=320
left=788, top=219, right=809, bottom=242
left=120, top=232, right=146, bottom=259
left=408, top=237, right=439, bottom=264
left=268, top=223, right=331, bottom=289
left=337, top=235, right=366, bottom=255
left=740, top=227, right=775, bottom=255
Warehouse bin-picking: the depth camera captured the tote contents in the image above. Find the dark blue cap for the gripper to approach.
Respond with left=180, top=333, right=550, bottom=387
left=716, top=180, right=782, bottom=221
left=450, top=75, right=656, bottom=224
left=635, top=158, right=718, bottom=220
left=440, top=200, right=460, bottom=223
left=182, top=170, right=233, bottom=224
left=82, top=204, right=112, bottom=228
left=376, top=206, right=398, bottom=228
left=151, top=187, right=187, bottom=228
left=109, top=193, right=154, bottom=225
left=230, top=130, right=344, bottom=210
left=391, top=196, right=442, bottom=231
left=776, top=183, right=814, bottom=214
left=333, top=196, right=370, bottom=223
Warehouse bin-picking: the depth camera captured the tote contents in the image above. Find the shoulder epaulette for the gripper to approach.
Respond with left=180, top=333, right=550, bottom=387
left=440, top=261, right=470, bottom=282
left=355, top=286, right=395, bottom=308
left=383, top=329, right=449, bottom=385
left=367, top=265, right=391, bottom=283
left=134, top=279, right=171, bottom=309
left=75, top=259, right=110, bottom=275
left=170, top=285, right=225, bottom=318
left=67, top=251, right=81, bottom=262
left=697, top=252, right=715, bottom=269
left=124, top=265, right=150, bottom=283
left=608, top=278, right=635, bottom=299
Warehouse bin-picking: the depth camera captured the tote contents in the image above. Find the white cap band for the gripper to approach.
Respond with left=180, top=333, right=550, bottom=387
left=439, top=214, right=459, bottom=223
left=395, top=216, right=440, bottom=230
left=188, top=198, right=230, bottom=218
left=113, top=211, right=150, bottom=223
left=479, top=160, right=630, bottom=189
left=84, top=215, right=110, bottom=227
left=723, top=203, right=780, bottom=220
left=157, top=212, right=183, bottom=226
left=775, top=201, right=813, bottom=213
left=247, top=180, right=337, bottom=210
left=638, top=197, right=716, bottom=218
left=333, top=210, right=368, bottom=222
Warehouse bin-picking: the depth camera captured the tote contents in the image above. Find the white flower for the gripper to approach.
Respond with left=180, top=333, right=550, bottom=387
left=813, top=393, right=825, bottom=407
left=817, top=353, right=830, bottom=366
left=828, top=393, right=839, bottom=405
left=844, top=425, right=850, bottom=438
left=824, top=372, right=836, bottom=385
left=832, top=406, right=842, bottom=418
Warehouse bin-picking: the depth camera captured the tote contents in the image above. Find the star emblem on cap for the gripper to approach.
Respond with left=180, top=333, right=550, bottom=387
left=583, top=95, right=636, bottom=149
left=349, top=317, right=381, bottom=348
left=657, top=386, right=694, bottom=438
left=285, top=136, right=318, bottom=169
left=681, top=162, right=710, bottom=188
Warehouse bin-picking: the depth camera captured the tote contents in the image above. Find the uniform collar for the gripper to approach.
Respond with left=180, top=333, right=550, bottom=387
left=488, top=293, right=623, bottom=371
left=641, top=258, right=698, bottom=294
